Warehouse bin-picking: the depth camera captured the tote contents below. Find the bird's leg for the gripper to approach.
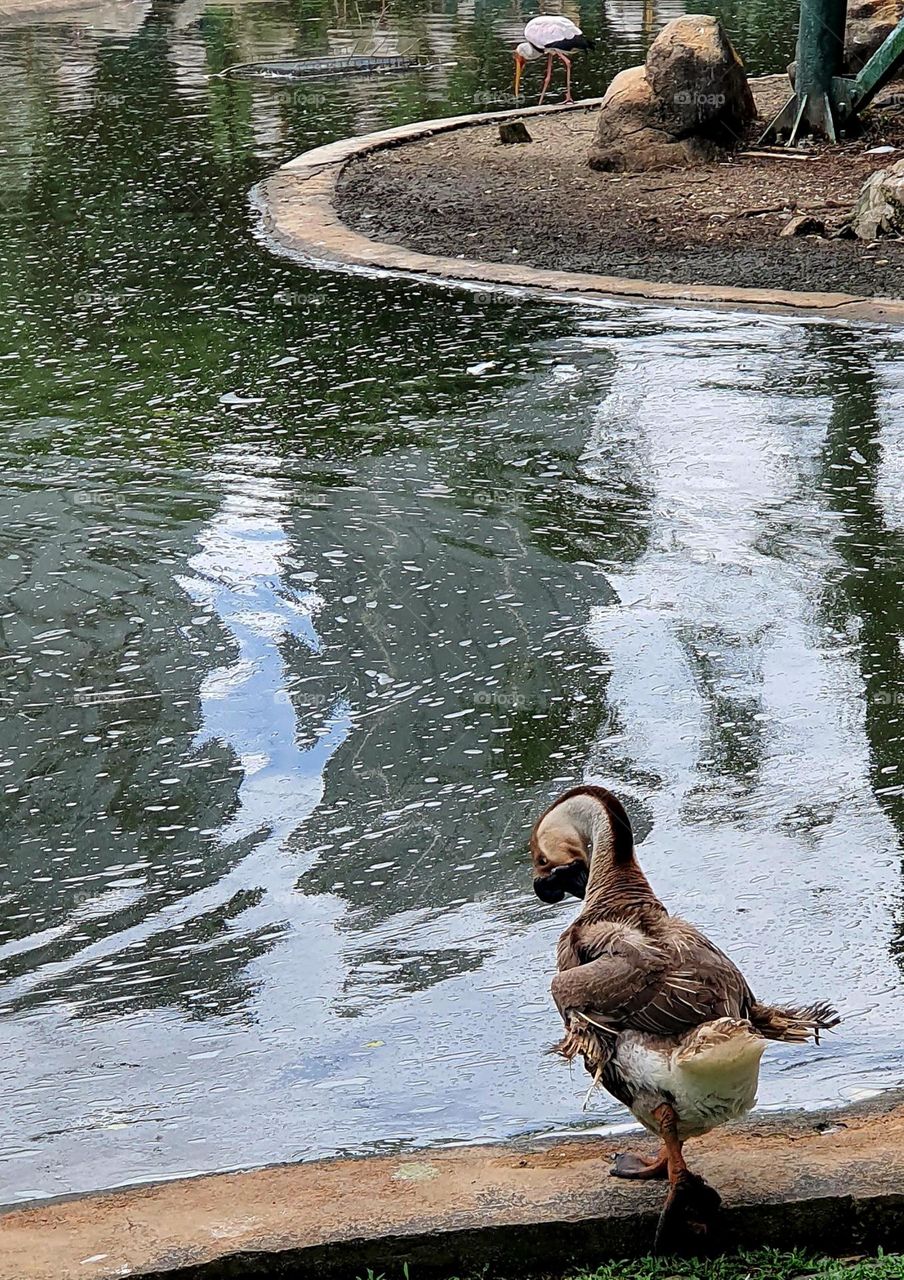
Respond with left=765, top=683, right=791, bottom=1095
left=655, top=1103, right=688, bottom=1177
left=610, top=1148, right=669, bottom=1180
left=651, top=1103, right=722, bottom=1254
left=538, top=53, right=553, bottom=105
left=558, top=52, right=573, bottom=103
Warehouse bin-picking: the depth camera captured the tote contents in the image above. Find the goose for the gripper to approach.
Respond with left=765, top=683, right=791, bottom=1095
left=530, top=784, right=839, bottom=1249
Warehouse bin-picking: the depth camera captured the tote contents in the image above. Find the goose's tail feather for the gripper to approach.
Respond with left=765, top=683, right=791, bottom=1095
left=749, top=1000, right=840, bottom=1044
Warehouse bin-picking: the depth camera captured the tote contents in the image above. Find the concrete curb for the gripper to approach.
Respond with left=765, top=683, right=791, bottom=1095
left=4, top=1093, right=904, bottom=1279
left=256, top=100, right=904, bottom=325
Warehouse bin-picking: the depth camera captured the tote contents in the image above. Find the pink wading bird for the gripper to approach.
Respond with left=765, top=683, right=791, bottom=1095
left=513, top=15, right=595, bottom=105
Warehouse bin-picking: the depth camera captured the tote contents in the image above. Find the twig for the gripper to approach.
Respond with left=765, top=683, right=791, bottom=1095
left=741, top=149, right=819, bottom=161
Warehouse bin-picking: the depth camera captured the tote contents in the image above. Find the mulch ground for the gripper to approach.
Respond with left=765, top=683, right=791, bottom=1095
left=336, top=75, right=904, bottom=299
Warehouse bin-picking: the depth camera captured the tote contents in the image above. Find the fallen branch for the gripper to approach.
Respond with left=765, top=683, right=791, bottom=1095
left=742, top=149, right=819, bottom=161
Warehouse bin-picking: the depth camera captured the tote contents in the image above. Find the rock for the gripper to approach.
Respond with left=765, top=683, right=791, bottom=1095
left=588, top=15, right=755, bottom=172
left=588, top=65, right=721, bottom=171
left=780, top=213, right=826, bottom=237
left=646, top=15, right=756, bottom=142
left=498, top=120, right=532, bottom=144
left=847, top=158, right=904, bottom=237
left=588, top=65, right=727, bottom=172
left=845, top=0, right=904, bottom=71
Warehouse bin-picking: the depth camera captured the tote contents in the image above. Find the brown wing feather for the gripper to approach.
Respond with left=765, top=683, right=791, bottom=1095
left=552, top=917, right=754, bottom=1040
left=551, top=922, right=670, bottom=1028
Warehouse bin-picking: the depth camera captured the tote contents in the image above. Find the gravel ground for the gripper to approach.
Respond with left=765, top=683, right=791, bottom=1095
left=336, top=79, right=904, bottom=299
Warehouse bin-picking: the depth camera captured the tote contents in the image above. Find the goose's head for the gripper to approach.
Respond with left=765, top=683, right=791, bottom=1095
left=529, top=791, right=592, bottom=903
left=529, top=785, right=634, bottom=903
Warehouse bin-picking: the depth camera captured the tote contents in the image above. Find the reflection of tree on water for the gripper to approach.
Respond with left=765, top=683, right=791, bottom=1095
left=291, top=371, right=654, bottom=966
left=5, top=885, right=280, bottom=1021
left=804, top=330, right=904, bottom=972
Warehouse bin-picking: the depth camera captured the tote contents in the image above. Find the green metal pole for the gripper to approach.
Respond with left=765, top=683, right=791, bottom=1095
left=761, top=0, right=848, bottom=143
left=841, top=15, right=904, bottom=116
left=798, top=0, right=848, bottom=129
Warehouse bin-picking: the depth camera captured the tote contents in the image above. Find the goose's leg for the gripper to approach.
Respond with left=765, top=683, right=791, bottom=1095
left=611, top=1149, right=668, bottom=1180
left=652, top=1104, right=722, bottom=1254
left=538, top=54, right=553, bottom=105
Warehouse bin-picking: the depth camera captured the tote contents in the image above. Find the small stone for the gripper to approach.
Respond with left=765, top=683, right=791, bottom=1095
left=498, top=121, right=532, bottom=144
left=874, top=89, right=904, bottom=109
left=780, top=213, right=825, bottom=237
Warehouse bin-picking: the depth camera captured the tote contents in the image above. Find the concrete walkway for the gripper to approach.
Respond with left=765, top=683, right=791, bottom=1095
left=3, top=1093, right=904, bottom=1280
left=257, top=101, right=904, bottom=326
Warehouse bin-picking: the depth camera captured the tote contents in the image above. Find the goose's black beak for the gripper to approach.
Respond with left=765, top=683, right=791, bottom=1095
left=533, top=860, right=588, bottom=903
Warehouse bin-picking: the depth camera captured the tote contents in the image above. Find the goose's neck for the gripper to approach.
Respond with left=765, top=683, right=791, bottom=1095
left=563, top=791, right=659, bottom=918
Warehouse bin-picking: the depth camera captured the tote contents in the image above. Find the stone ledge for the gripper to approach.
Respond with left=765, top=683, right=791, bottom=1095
left=256, top=100, right=904, bottom=326
left=4, top=1093, right=904, bottom=1280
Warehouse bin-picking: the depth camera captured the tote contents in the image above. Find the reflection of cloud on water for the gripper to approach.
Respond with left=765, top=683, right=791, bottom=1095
left=874, top=366, right=904, bottom=532
left=579, top=314, right=904, bottom=1107
left=181, top=451, right=345, bottom=848
left=0, top=447, right=350, bottom=1008
left=176, top=444, right=352, bottom=907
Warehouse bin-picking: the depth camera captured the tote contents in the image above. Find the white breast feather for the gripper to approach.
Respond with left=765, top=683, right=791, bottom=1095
left=615, top=1019, right=766, bottom=1140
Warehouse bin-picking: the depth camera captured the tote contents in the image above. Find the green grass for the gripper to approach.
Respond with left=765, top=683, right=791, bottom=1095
left=359, top=1250, right=904, bottom=1280
left=569, top=1251, right=904, bottom=1280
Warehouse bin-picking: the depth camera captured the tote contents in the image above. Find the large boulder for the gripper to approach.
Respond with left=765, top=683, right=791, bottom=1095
left=646, top=15, right=756, bottom=141
left=589, top=15, right=756, bottom=172
left=847, top=158, right=904, bottom=238
left=587, top=65, right=724, bottom=172
left=846, top=0, right=904, bottom=70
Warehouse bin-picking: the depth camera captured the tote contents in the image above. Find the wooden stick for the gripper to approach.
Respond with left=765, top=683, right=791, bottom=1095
left=741, top=149, right=820, bottom=161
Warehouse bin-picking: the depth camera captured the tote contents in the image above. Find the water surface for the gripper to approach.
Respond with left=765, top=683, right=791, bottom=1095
left=1, top=0, right=903, bottom=1205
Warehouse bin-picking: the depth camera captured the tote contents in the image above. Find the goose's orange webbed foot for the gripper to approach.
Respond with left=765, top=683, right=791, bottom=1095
left=653, top=1169, right=722, bottom=1254
left=610, top=1150, right=668, bottom=1180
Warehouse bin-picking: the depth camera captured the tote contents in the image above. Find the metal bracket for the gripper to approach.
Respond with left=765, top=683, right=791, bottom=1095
left=760, top=5, right=904, bottom=145
left=842, top=15, right=904, bottom=117
left=760, top=90, right=839, bottom=144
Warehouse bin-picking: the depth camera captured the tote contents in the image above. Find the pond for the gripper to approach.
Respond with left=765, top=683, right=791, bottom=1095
left=1, top=0, right=903, bottom=1206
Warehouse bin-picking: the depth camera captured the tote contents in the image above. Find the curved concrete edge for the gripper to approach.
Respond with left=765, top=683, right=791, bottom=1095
left=3, top=1093, right=904, bottom=1280
left=256, top=100, right=904, bottom=326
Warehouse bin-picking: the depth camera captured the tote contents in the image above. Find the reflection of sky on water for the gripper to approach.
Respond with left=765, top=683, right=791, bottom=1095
left=578, top=314, right=904, bottom=1109
left=5, top=309, right=904, bottom=1205
left=180, top=446, right=348, bottom=851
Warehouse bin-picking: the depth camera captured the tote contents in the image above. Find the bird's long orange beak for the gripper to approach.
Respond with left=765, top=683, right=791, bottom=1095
left=513, top=53, right=524, bottom=97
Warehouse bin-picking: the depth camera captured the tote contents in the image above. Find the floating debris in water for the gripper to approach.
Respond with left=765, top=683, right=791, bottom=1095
left=219, top=391, right=265, bottom=406
left=217, top=55, right=428, bottom=82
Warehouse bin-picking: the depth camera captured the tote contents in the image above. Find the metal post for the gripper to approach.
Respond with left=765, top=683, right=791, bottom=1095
left=838, top=15, right=904, bottom=117
left=760, top=0, right=848, bottom=143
